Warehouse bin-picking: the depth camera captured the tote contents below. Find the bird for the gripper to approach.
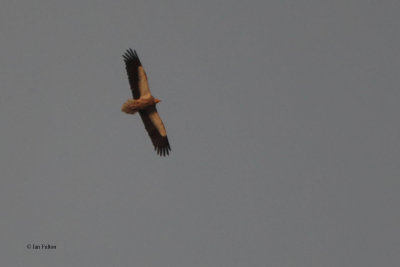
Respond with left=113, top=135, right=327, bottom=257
left=121, top=49, right=171, bottom=156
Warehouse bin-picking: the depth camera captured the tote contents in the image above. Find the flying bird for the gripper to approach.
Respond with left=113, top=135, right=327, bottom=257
left=121, top=49, right=171, bottom=156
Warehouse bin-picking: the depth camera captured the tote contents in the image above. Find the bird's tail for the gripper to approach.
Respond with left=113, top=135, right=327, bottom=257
left=121, top=99, right=139, bottom=114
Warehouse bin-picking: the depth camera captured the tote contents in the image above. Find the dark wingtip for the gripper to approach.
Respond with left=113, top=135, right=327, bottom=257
left=122, top=48, right=141, bottom=65
left=155, top=141, right=171, bottom=157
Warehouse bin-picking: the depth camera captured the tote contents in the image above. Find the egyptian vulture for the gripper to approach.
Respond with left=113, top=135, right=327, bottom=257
left=121, top=49, right=171, bottom=156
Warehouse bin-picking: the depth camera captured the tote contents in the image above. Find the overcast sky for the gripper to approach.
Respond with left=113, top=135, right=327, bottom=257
left=1, top=0, right=399, bottom=266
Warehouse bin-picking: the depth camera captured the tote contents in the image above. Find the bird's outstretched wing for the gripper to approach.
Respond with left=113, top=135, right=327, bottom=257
left=139, top=107, right=171, bottom=156
left=123, top=49, right=151, bottom=99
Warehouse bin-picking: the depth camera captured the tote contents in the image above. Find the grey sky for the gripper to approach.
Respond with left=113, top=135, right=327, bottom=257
left=1, top=0, right=399, bottom=266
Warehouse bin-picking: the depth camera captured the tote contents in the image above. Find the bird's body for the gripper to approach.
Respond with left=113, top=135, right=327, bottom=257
left=121, top=49, right=171, bottom=156
left=121, top=96, right=160, bottom=115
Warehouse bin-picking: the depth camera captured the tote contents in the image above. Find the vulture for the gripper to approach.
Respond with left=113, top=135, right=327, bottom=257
left=121, top=49, right=171, bottom=156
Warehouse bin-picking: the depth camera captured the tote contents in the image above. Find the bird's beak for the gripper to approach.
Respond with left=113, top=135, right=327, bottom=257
left=155, top=99, right=161, bottom=103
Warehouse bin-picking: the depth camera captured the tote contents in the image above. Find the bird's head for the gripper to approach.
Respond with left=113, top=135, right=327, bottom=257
left=154, top=98, right=161, bottom=104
